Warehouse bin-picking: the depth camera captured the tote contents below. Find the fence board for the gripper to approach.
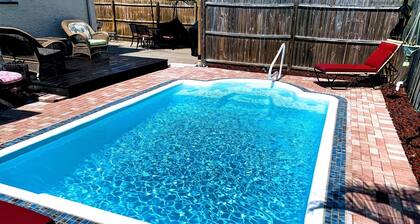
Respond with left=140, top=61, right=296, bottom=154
left=205, top=1, right=293, bottom=66
left=405, top=2, right=420, bottom=111
left=94, top=0, right=197, bottom=38
left=406, top=51, right=420, bottom=111
left=203, top=0, right=400, bottom=69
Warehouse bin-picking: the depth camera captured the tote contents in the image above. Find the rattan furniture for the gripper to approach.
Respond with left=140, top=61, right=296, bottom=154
left=61, top=20, right=109, bottom=59
left=0, top=27, right=65, bottom=80
left=36, top=37, right=71, bottom=56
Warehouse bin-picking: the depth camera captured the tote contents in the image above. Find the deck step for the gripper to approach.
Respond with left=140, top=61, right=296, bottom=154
left=29, top=56, right=168, bottom=97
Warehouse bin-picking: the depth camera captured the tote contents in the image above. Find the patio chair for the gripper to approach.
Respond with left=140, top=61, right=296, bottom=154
left=137, top=24, right=153, bottom=48
left=0, top=70, right=25, bottom=108
left=0, top=27, right=66, bottom=80
left=129, top=23, right=140, bottom=48
left=314, top=39, right=402, bottom=87
left=129, top=24, right=153, bottom=49
left=61, top=20, right=109, bottom=59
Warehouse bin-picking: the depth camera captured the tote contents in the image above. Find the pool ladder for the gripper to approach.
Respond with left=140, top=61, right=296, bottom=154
left=267, top=43, right=286, bottom=81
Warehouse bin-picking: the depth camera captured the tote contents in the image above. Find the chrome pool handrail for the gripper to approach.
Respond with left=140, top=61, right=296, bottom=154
left=268, top=43, right=286, bottom=81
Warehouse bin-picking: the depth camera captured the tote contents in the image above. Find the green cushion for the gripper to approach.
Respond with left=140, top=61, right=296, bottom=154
left=88, top=39, right=107, bottom=46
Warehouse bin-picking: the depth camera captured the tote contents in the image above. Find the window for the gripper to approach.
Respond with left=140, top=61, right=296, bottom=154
left=0, top=1, right=18, bottom=4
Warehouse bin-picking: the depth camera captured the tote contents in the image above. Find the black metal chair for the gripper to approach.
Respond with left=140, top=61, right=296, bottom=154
left=136, top=25, right=153, bottom=48
left=129, top=23, right=153, bottom=49
left=129, top=23, right=140, bottom=48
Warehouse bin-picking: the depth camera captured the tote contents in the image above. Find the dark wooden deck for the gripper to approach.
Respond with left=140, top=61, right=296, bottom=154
left=29, top=55, right=168, bottom=97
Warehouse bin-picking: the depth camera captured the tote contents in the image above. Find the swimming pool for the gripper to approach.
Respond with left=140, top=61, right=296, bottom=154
left=0, top=80, right=338, bottom=224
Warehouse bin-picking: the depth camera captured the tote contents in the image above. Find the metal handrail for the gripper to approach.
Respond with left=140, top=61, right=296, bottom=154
left=268, top=43, right=286, bottom=81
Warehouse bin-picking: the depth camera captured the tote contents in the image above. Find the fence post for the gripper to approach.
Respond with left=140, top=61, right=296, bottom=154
left=200, top=0, right=206, bottom=66
left=194, top=2, right=198, bottom=23
left=150, top=0, right=154, bottom=28
left=287, top=0, right=299, bottom=71
left=156, top=2, right=160, bottom=25
left=111, top=0, right=117, bottom=34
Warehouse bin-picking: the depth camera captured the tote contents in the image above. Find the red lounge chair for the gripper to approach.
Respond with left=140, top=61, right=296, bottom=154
left=0, top=200, right=55, bottom=224
left=314, top=40, right=402, bottom=87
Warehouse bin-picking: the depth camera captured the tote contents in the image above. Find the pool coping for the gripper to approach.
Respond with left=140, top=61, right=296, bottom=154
left=0, top=79, right=347, bottom=224
left=288, top=83, right=347, bottom=224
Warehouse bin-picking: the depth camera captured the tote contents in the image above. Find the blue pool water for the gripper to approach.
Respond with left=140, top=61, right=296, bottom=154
left=0, top=81, right=329, bottom=223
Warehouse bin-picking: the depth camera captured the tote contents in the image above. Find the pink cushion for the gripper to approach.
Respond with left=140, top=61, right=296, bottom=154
left=0, top=71, right=23, bottom=85
left=364, top=42, right=398, bottom=70
left=315, top=64, right=377, bottom=73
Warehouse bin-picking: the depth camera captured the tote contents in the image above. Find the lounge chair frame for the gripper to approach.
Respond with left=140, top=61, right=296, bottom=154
left=314, top=40, right=402, bottom=88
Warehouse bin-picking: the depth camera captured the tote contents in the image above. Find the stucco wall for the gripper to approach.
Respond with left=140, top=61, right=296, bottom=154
left=0, top=0, right=96, bottom=37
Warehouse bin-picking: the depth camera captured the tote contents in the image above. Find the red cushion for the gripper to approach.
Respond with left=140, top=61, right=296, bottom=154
left=364, top=42, right=398, bottom=70
left=0, top=201, right=55, bottom=224
left=314, top=64, right=377, bottom=73
left=377, top=41, right=399, bottom=52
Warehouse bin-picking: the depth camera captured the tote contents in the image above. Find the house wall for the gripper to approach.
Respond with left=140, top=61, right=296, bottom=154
left=0, top=0, right=97, bottom=37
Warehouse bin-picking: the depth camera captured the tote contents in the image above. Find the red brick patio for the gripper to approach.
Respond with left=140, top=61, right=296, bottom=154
left=0, top=67, right=418, bottom=224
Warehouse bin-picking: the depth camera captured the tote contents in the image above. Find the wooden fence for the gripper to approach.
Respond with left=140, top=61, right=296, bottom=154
left=406, top=51, right=420, bottom=111
left=405, top=2, right=420, bottom=112
left=201, top=0, right=401, bottom=70
left=94, top=0, right=198, bottom=38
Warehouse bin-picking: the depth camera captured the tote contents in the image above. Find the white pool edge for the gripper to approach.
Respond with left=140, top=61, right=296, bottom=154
left=0, top=79, right=340, bottom=224
left=304, top=91, right=338, bottom=224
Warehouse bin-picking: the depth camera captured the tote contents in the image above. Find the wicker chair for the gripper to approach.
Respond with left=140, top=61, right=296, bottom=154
left=61, top=20, right=109, bottom=59
left=0, top=27, right=65, bottom=80
left=0, top=56, right=29, bottom=108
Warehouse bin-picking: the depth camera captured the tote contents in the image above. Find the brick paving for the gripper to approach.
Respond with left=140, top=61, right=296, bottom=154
left=0, top=67, right=418, bottom=223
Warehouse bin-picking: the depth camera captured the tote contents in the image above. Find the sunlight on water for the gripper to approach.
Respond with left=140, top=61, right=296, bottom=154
left=0, top=81, right=328, bottom=223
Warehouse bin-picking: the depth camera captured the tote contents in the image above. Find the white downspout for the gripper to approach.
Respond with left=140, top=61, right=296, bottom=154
left=396, top=81, right=404, bottom=91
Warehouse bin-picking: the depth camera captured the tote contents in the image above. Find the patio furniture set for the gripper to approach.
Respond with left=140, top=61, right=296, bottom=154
left=0, top=17, right=403, bottom=108
left=0, top=20, right=111, bottom=106
left=1, top=20, right=109, bottom=77
left=128, top=18, right=192, bottom=49
left=129, top=23, right=155, bottom=49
